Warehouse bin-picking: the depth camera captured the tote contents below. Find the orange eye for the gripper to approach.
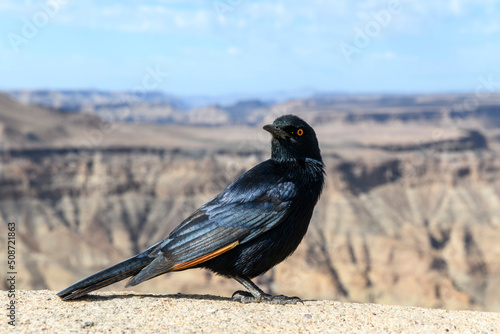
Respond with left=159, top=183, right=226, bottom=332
left=297, top=129, right=304, bottom=136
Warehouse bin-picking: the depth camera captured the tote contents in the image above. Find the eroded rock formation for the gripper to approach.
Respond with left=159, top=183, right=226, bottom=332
left=1, top=145, right=499, bottom=311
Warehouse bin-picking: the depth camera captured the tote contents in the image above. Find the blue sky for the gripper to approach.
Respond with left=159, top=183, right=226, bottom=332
left=0, top=0, right=499, bottom=97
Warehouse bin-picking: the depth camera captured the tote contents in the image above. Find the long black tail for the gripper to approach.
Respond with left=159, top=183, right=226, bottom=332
left=57, top=253, right=154, bottom=301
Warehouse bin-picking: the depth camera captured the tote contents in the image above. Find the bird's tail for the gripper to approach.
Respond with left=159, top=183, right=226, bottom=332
left=57, top=252, right=155, bottom=301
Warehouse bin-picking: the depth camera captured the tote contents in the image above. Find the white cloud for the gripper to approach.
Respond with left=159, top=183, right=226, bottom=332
left=40, top=1, right=213, bottom=33
left=459, top=20, right=500, bottom=34
left=226, top=46, right=240, bottom=55
left=3, top=0, right=499, bottom=37
left=0, top=0, right=32, bottom=12
left=1, top=0, right=499, bottom=94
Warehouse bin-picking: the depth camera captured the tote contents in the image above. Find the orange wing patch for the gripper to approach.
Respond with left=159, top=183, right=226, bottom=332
left=170, top=240, right=240, bottom=271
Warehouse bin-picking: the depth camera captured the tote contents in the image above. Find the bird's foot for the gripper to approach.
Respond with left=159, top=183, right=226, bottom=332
left=232, top=290, right=303, bottom=305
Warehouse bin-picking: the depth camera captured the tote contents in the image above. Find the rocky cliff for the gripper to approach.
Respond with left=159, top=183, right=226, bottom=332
left=7, top=90, right=500, bottom=127
left=1, top=144, right=500, bottom=311
left=2, top=92, right=500, bottom=311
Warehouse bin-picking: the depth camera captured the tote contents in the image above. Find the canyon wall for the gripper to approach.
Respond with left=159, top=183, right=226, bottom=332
left=1, top=144, right=500, bottom=311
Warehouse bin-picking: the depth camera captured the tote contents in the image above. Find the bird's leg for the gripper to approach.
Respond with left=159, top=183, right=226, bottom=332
left=232, top=276, right=303, bottom=305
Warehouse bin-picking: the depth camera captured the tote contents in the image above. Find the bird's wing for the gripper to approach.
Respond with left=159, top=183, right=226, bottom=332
left=127, top=167, right=296, bottom=285
left=164, top=180, right=296, bottom=264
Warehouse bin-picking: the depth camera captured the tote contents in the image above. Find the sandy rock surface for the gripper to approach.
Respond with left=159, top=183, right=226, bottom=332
left=2, top=290, right=500, bottom=333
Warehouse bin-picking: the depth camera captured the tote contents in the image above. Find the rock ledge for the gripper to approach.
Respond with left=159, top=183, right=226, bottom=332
left=2, top=290, right=499, bottom=333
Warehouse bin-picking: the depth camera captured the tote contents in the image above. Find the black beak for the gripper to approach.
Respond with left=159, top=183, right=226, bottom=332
left=263, top=124, right=289, bottom=139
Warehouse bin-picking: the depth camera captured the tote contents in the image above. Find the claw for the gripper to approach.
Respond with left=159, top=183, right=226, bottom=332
left=270, top=295, right=303, bottom=305
left=232, top=290, right=257, bottom=303
left=232, top=290, right=303, bottom=305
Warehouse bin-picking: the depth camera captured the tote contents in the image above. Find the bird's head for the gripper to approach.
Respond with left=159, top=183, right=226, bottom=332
left=264, top=114, right=322, bottom=163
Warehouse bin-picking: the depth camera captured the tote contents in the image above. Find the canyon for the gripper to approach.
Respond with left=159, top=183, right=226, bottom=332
left=1, top=92, right=500, bottom=311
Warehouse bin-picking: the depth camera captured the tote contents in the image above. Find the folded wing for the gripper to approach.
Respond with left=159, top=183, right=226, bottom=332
left=127, top=173, right=296, bottom=286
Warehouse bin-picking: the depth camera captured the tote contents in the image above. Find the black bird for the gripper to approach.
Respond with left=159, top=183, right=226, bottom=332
left=57, top=114, right=325, bottom=304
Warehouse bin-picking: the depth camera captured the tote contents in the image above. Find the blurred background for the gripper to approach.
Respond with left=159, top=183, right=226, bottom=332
left=1, top=0, right=500, bottom=311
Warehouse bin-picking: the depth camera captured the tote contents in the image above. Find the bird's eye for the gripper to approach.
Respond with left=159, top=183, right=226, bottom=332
left=297, top=129, right=304, bottom=136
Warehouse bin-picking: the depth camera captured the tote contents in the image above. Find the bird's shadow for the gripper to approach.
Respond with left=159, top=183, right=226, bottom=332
left=63, top=292, right=315, bottom=304
left=66, top=292, right=233, bottom=302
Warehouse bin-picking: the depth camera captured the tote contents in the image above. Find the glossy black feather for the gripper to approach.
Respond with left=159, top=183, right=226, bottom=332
left=57, top=114, right=324, bottom=301
left=199, top=157, right=324, bottom=278
left=127, top=160, right=302, bottom=286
